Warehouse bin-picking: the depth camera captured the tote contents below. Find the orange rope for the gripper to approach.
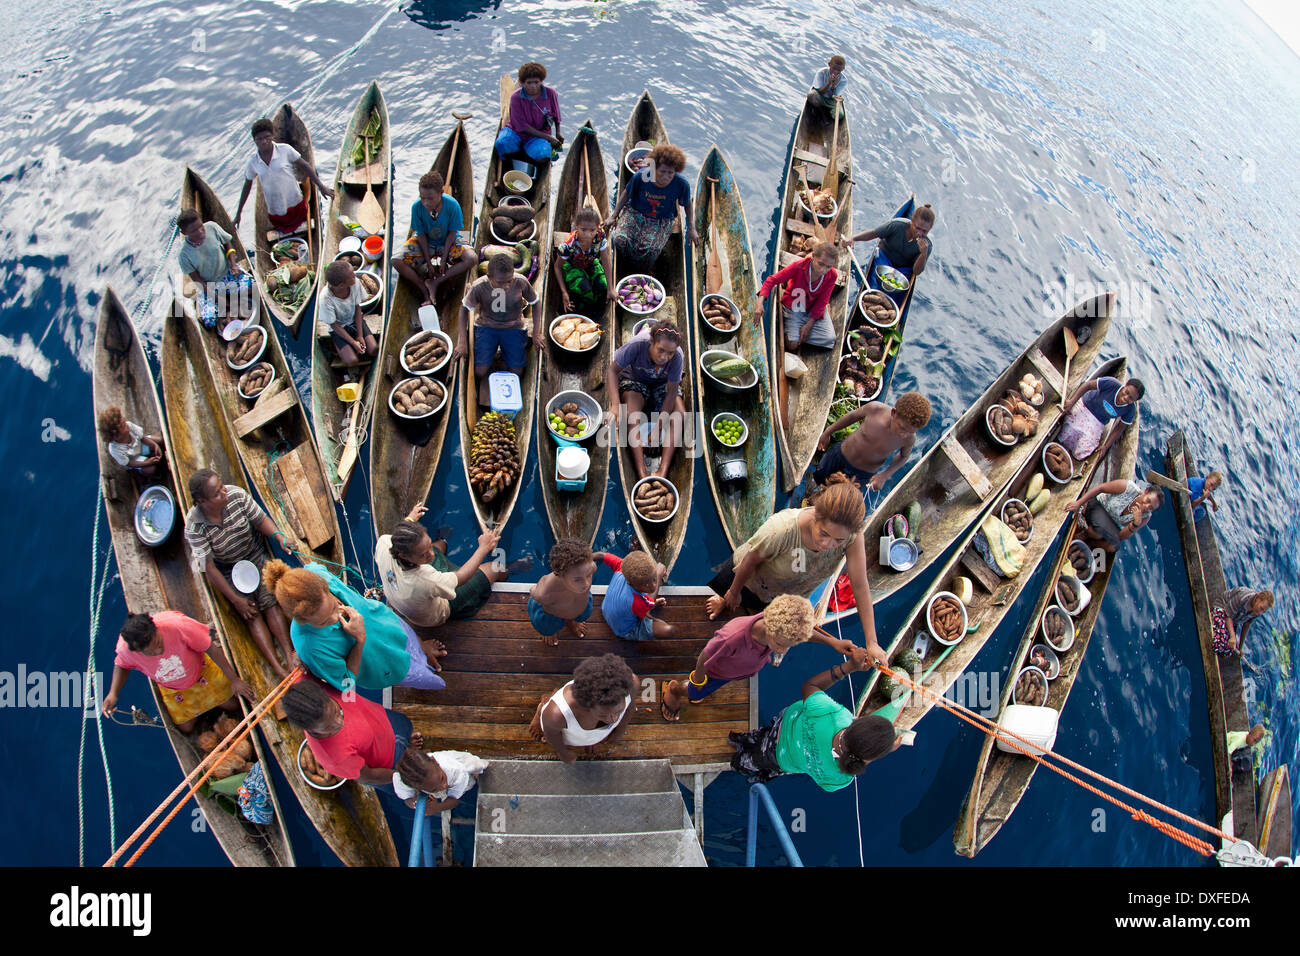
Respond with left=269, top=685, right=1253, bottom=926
left=877, top=658, right=1230, bottom=855
left=104, top=666, right=302, bottom=867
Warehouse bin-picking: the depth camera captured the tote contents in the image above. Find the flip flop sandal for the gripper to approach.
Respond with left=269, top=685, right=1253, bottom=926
left=659, top=680, right=681, bottom=723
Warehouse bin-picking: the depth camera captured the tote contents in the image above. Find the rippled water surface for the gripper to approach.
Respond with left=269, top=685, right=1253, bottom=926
left=2, top=0, right=1297, bottom=865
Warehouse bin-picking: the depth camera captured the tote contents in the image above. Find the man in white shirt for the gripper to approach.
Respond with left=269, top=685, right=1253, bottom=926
left=233, top=117, right=334, bottom=241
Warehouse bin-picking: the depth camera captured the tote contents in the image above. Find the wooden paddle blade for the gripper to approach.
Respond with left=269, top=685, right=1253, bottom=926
left=1063, top=326, right=1080, bottom=358
left=1146, top=469, right=1190, bottom=493
left=357, top=186, right=386, bottom=235
left=822, top=103, right=841, bottom=197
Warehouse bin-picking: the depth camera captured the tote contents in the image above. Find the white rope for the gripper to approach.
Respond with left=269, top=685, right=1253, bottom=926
left=832, top=608, right=866, bottom=867
left=78, top=504, right=118, bottom=864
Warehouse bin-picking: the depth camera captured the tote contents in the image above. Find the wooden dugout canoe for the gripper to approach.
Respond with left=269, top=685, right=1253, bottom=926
left=1166, top=429, right=1261, bottom=845
left=1255, top=765, right=1292, bottom=859
left=312, top=81, right=391, bottom=502
left=691, top=145, right=774, bottom=551
left=181, top=166, right=344, bottom=569
left=369, top=119, right=473, bottom=540
left=769, top=95, right=853, bottom=493
left=459, top=73, right=547, bottom=532
left=817, top=293, right=1114, bottom=620
left=161, top=302, right=399, bottom=867
left=953, top=389, right=1139, bottom=857
left=849, top=356, right=1130, bottom=735
left=251, top=102, right=321, bottom=336
left=537, top=121, right=614, bottom=546
left=611, top=90, right=695, bottom=574
left=94, top=286, right=295, bottom=866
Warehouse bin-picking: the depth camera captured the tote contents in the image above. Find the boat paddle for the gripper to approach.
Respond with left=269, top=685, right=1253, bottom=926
left=443, top=109, right=473, bottom=196
left=580, top=124, right=599, bottom=213
left=1146, top=469, right=1192, bottom=495
left=1059, top=327, right=1079, bottom=412
left=705, top=175, right=723, bottom=294
left=821, top=98, right=842, bottom=199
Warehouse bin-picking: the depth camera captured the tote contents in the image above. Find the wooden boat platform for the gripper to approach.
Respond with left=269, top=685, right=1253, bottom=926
left=391, top=585, right=755, bottom=774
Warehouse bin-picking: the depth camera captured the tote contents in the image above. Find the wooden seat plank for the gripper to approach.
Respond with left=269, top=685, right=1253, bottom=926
left=960, top=547, right=1002, bottom=594
left=939, top=435, right=993, bottom=498
left=1025, top=346, right=1064, bottom=398
left=233, top=386, right=296, bottom=438
left=275, top=446, right=334, bottom=549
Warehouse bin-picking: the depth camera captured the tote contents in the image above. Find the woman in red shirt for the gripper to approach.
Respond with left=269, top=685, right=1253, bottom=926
left=281, top=678, right=412, bottom=790
left=754, top=241, right=838, bottom=350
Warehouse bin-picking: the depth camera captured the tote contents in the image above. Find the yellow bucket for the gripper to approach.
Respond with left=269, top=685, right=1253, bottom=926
left=336, top=382, right=360, bottom=403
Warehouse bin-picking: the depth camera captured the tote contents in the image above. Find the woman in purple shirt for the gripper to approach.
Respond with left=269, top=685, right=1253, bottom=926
left=495, top=62, right=563, bottom=179
left=604, top=320, right=686, bottom=480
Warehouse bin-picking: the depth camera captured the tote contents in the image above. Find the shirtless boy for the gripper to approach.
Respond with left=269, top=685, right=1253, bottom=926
left=529, top=538, right=602, bottom=645
left=813, top=391, right=931, bottom=493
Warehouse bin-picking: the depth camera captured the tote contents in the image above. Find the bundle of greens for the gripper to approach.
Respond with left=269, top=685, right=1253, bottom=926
left=826, top=383, right=862, bottom=442
left=349, top=110, right=383, bottom=170
left=267, top=262, right=312, bottom=308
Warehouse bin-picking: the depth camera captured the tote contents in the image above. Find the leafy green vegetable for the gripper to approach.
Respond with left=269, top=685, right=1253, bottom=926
left=349, top=109, right=384, bottom=170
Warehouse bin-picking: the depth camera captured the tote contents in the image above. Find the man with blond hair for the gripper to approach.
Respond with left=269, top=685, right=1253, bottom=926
left=814, top=391, right=932, bottom=493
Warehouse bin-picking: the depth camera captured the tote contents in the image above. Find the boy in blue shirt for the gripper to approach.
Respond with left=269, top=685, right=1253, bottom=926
left=600, top=550, right=672, bottom=642
left=393, top=169, right=478, bottom=309
left=1188, top=470, right=1223, bottom=523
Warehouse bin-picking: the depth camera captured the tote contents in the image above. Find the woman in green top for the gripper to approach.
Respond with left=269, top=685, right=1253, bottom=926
left=729, top=647, right=901, bottom=791
left=263, top=560, right=446, bottom=692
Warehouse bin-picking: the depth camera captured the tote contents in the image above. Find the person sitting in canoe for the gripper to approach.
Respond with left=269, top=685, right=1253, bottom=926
left=1212, top=587, right=1273, bottom=657
left=102, top=610, right=254, bottom=734
left=554, top=207, right=611, bottom=318
left=528, top=654, right=636, bottom=764
left=177, top=208, right=255, bottom=329
left=393, top=169, right=477, bottom=308
left=393, top=733, right=488, bottom=815
left=707, top=474, right=886, bottom=665
left=660, top=594, right=816, bottom=722
left=814, top=391, right=932, bottom=493
left=183, top=469, right=298, bottom=679
left=529, top=537, right=603, bottom=645
left=231, top=117, right=334, bottom=241
left=376, top=504, right=524, bottom=630
left=1188, top=469, right=1223, bottom=523
left=453, top=252, right=542, bottom=401
left=605, top=143, right=700, bottom=268
left=846, top=204, right=935, bottom=282
left=263, top=559, right=447, bottom=693
left=1065, top=477, right=1162, bottom=552
left=755, top=241, right=840, bottom=350
left=807, top=54, right=848, bottom=121
left=97, top=405, right=165, bottom=478
left=728, top=648, right=902, bottom=791
left=320, top=259, right=378, bottom=367
left=495, top=61, right=564, bottom=181
left=1059, top=374, right=1143, bottom=461
left=282, top=676, right=413, bottom=790
left=605, top=319, right=687, bottom=479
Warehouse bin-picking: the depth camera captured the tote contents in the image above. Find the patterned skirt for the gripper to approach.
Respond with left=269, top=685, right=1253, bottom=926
left=728, top=714, right=787, bottom=783
left=611, top=207, right=673, bottom=263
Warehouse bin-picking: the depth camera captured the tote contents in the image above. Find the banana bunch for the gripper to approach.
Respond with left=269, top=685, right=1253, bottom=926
left=468, top=411, right=520, bottom=503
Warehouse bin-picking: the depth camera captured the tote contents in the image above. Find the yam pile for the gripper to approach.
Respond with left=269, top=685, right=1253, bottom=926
left=239, top=362, right=273, bottom=398
left=1067, top=542, right=1092, bottom=577
left=1029, top=647, right=1054, bottom=677
left=491, top=202, right=536, bottom=241
left=1056, top=579, right=1080, bottom=612
left=357, top=272, right=380, bottom=300
left=227, top=329, right=262, bottom=367
left=1042, top=608, right=1070, bottom=649
left=1015, top=668, right=1046, bottom=706
left=860, top=291, right=895, bottom=325
left=849, top=326, right=884, bottom=363
left=468, top=411, right=520, bottom=503
left=403, top=331, right=448, bottom=372
left=299, top=745, right=339, bottom=788
left=701, top=296, right=738, bottom=332
left=548, top=401, right=588, bottom=439
left=929, top=595, right=964, bottom=642
left=195, top=714, right=255, bottom=780
left=633, top=477, right=676, bottom=521
left=801, top=188, right=835, bottom=216
left=989, top=387, right=1042, bottom=444
left=392, top=376, right=444, bottom=417
left=1044, top=443, right=1072, bottom=481
left=789, top=234, right=816, bottom=256
left=1003, top=500, right=1033, bottom=542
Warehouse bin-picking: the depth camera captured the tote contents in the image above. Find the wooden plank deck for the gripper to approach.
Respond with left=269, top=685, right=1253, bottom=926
left=391, top=585, right=754, bottom=773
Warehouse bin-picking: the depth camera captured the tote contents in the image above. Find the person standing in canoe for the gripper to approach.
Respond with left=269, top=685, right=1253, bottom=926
left=814, top=391, right=932, bottom=492
left=846, top=204, right=935, bottom=281
left=453, top=252, right=542, bottom=402
left=728, top=648, right=902, bottom=790
left=102, top=610, right=254, bottom=733
left=97, top=405, right=166, bottom=478
left=177, top=208, right=254, bottom=329
left=707, top=474, right=887, bottom=665
left=183, top=469, right=298, bottom=680
left=231, top=117, right=334, bottom=241
left=605, top=143, right=700, bottom=268
left=605, top=319, right=687, bottom=479
left=263, top=560, right=447, bottom=693
left=392, top=169, right=477, bottom=308
left=528, top=654, right=637, bottom=763
left=495, top=62, right=564, bottom=179
left=807, top=54, right=848, bottom=121
left=1065, top=477, right=1162, bottom=552
left=282, top=677, right=413, bottom=790
left=320, top=259, right=379, bottom=367
left=554, top=207, right=611, bottom=319
left=1059, top=375, right=1143, bottom=461
left=754, top=241, right=840, bottom=350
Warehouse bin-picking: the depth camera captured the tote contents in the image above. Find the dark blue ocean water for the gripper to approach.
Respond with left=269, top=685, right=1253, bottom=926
left=2, top=0, right=1296, bottom=866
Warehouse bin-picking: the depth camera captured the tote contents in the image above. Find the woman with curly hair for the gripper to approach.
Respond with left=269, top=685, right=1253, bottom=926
left=604, top=142, right=699, bottom=267
left=708, top=473, right=885, bottom=665
left=529, top=654, right=638, bottom=763
left=495, top=61, right=564, bottom=175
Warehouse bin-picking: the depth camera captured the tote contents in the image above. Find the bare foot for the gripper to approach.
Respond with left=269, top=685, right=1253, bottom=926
left=564, top=620, right=587, bottom=639
left=539, top=628, right=560, bottom=647
left=420, top=639, right=447, bottom=671
left=705, top=594, right=725, bottom=620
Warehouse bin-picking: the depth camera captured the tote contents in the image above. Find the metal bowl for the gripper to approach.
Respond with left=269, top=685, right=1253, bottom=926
left=490, top=216, right=537, bottom=245
left=389, top=376, right=448, bottom=420
left=875, top=264, right=911, bottom=292
left=699, top=293, right=742, bottom=333
left=883, top=535, right=919, bottom=571
left=985, top=404, right=1018, bottom=447
left=226, top=326, right=267, bottom=371
left=630, top=475, right=679, bottom=524
left=715, top=459, right=749, bottom=483
left=298, top=739, right=346, bottom=791
left=133, top=485, right=176, bottom=546
left=545, top=389, right=602, bottom=443
left=1029, top=644, right=1061, bottom=681
left=1042, top=441, right=1073, bottom=484
left=700, top=348, right=759, bottom=393
left=399, top=330, right=453, bottom=376
left=550, top=314, right=603, bottom=354
left=615, top=274, right=666, bottom=315
left=503, top=169, right=533, bottom=193
left=237, top=362, right=276, bottom=400
left=927, top=590, right=969, bottom=646
left=356, top=267, right=384, bottom=311
left=1040, top=605, right=1076, bottom=653
left=857, top=290, right=899, bottom=328
left=795, top=189, right=838, bottom=221
left=332, top=249, right=365, bottom=271
left=1001, top=497, right=1034, bottom=543
left=710, top=411, right=749, bottom=448
left=1012, top=666, right=1050, bottom=706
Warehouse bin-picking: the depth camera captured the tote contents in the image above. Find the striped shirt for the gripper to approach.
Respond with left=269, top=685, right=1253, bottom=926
left=184, top=485, right=268, bottom=566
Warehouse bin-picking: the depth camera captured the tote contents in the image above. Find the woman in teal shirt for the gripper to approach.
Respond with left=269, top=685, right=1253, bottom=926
left=264, top=560, right=446, bottom=692
left=729, top=647, right=900, bottom=791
